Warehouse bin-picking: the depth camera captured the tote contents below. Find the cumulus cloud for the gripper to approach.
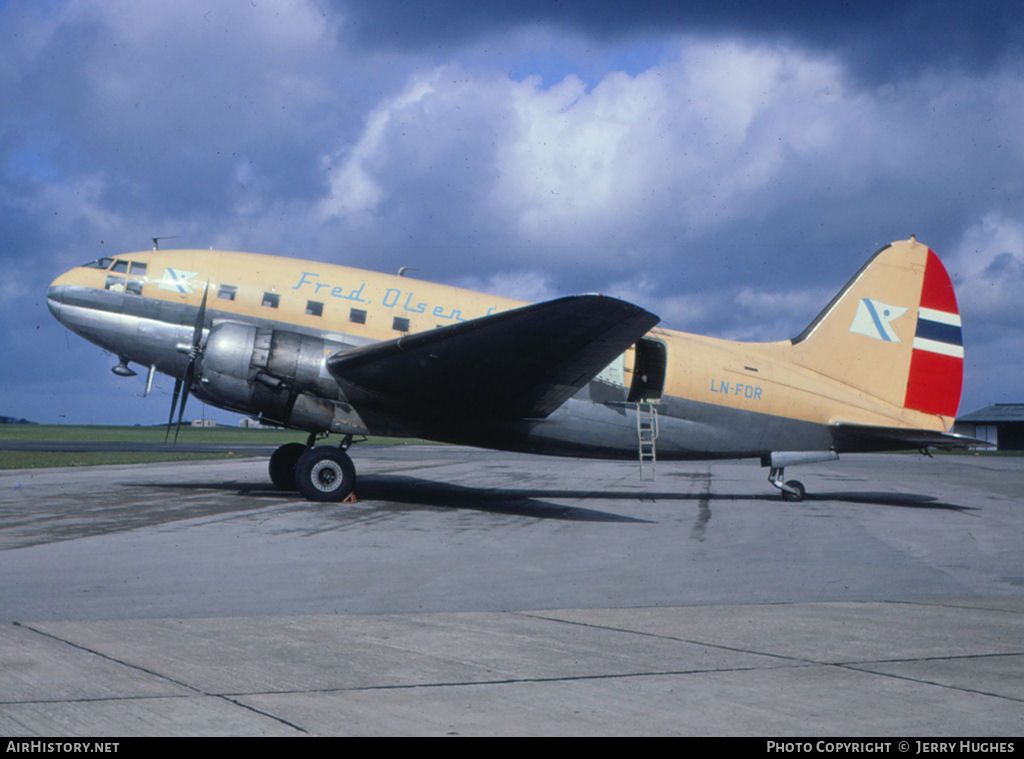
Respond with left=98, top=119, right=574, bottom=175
left=318, top=76, right=442, bottom=222
left=308, top=37, right=1024, bottom=314
left=949, top=213, right=1024, bottom=327
left=451, top=270, right=561, bottom=304
left=316, top=43, right=837, bottom=277
left=490, top=42, right=859, bottom=254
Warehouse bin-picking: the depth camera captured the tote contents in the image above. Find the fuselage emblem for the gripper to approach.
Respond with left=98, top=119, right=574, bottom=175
left=159, top=267, right=199, bottom=294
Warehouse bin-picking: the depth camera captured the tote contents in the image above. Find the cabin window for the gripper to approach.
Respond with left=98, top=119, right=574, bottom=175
left=83, top=257, right=114, bottom=270
left=126, top=279, right=143, bottom=295
left=262, top=292, right=280, bottom=308
left=306, top=300, right=323, bottom=317
left=218, top=285, right=237, bottom=301
left=105, top=275, right=125, bottom=292
left=392, top=316, right=410, bottom=332
left=349, top=308, right=367, bottom=325
left=111, top=259, right=129, bottom=274
left=129, top=261, right=147, bottom=276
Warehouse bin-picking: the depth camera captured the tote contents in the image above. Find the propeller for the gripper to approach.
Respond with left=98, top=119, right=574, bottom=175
left=166, top=282, right=209, bottom=443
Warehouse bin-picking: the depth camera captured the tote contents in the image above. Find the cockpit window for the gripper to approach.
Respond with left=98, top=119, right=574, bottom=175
left=83, top=257, right=114, bottom=270
left=103, top=259, right=146, bottom=294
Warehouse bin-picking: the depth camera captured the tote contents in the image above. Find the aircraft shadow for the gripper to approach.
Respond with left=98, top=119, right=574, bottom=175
left=129, top=477, right=973, bottom=521
left=129, top=476, right=655, bottom=523
left=352, top=476, right=657, bottom=522
left=801, top=491, right=976, bottom=512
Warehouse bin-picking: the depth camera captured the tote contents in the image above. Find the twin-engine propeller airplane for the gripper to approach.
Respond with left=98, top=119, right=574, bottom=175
left=47, top=236, right=978, bottom=502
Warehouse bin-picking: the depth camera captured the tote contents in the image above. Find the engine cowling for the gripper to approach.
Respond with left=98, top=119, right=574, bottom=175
left=194, top=322, right=366, bottom=433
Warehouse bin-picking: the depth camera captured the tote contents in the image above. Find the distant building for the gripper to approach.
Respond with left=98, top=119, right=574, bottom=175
left=954, top=404, right=1024, bottom=451
left=239, top=417, right=271, bottom=429
left=191, top=419, right=217, bottom=428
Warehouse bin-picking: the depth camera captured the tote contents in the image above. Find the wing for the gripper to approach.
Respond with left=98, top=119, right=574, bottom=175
left=832, top=423, right=992, bottom=452
left=327, top=294, right=659, bottom=420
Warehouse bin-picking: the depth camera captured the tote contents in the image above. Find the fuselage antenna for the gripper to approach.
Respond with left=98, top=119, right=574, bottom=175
left=152, top=236, right=179, bottom=251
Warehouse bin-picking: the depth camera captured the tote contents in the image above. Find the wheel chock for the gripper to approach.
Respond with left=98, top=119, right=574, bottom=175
left=343, top=492, right=358, bottom=503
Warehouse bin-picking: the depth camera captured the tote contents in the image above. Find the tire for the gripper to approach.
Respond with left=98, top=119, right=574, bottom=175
left=295, top=446, right=357, bottom=502
left=781, top=480, right=806, bottom=502
left=269, top=443, right=306, bottom=491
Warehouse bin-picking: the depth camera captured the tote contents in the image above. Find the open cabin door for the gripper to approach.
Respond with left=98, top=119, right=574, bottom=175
left=627, top=337, right=666, bottom=403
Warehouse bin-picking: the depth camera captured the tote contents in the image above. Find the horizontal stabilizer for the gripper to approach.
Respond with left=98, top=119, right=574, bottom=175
left=327, top=294, right=659, bottom=420
left=832, top=423, right=992, bottom=452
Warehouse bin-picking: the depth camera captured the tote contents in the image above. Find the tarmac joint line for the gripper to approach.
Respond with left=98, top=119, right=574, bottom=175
left=7, top=621, right=311, bottom=735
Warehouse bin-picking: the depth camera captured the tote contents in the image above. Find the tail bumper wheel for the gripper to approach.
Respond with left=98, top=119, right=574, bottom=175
left=768, top=466, right=807, bottom=501
left=295, top=446, right=357, bottom=502
left=781, top=480, right=806, bottom=502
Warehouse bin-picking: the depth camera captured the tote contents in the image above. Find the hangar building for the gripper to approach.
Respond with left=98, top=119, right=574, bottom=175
left=954, top=404, right=1024, bottom=451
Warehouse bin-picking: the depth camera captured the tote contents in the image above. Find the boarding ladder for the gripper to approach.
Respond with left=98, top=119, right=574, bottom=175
left=636, top=401, right=659, bottom=481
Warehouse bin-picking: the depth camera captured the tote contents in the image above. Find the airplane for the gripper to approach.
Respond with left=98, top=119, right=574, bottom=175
left=46, top=235, right=979, bottom=503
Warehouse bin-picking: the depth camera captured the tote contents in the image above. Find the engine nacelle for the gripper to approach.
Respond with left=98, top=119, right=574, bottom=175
left=194, top=322, right=367, bottom=433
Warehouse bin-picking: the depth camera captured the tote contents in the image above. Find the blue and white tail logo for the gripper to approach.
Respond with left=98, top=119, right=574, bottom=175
left=849, top=298, right=907, bottom=342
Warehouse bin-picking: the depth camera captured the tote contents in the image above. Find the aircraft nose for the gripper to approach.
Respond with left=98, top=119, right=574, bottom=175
left=47, top=281, right=65, bottom=321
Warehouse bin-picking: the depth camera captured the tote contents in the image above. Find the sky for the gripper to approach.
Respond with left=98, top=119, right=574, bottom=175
left=2, top=0, right=1022, bottom=425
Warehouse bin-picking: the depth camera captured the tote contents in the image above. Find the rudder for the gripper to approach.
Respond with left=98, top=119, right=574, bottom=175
left=904, top=248, right=963, bottom=417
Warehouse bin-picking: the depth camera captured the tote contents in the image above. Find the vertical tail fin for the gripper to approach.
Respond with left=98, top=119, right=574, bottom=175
left=790, top=237, right=963, bottom=419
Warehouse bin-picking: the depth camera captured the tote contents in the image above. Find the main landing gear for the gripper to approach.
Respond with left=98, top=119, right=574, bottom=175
left=768, top=466, right=805, bottom=502
left=269, top=434, right=357, bottom=502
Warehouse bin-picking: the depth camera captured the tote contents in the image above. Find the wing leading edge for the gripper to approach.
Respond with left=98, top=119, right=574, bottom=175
left=326, top=294, right=659, bottom=421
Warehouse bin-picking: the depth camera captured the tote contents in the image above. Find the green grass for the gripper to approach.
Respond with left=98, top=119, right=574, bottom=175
left=0, top=425, right=436, bottom=470
left=0, top=424, right=306, bottom=444
left=0, top=450, right=262, bottom=469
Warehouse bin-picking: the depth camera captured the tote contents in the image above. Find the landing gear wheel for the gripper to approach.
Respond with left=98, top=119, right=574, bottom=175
left=269, top=443, right=306, bottom=491
left=295, top=446, right=357, bottom=502
left=781, top=480, right=805, bottom=502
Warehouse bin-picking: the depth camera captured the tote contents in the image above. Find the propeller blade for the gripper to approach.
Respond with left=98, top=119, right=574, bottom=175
left=192, top=282, right=209, bottom=347
left=166, top=377, right=182, bottom=442
left=173, top=361, right=195, bottom=444
left=168, top=281, right=209, bottom=444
